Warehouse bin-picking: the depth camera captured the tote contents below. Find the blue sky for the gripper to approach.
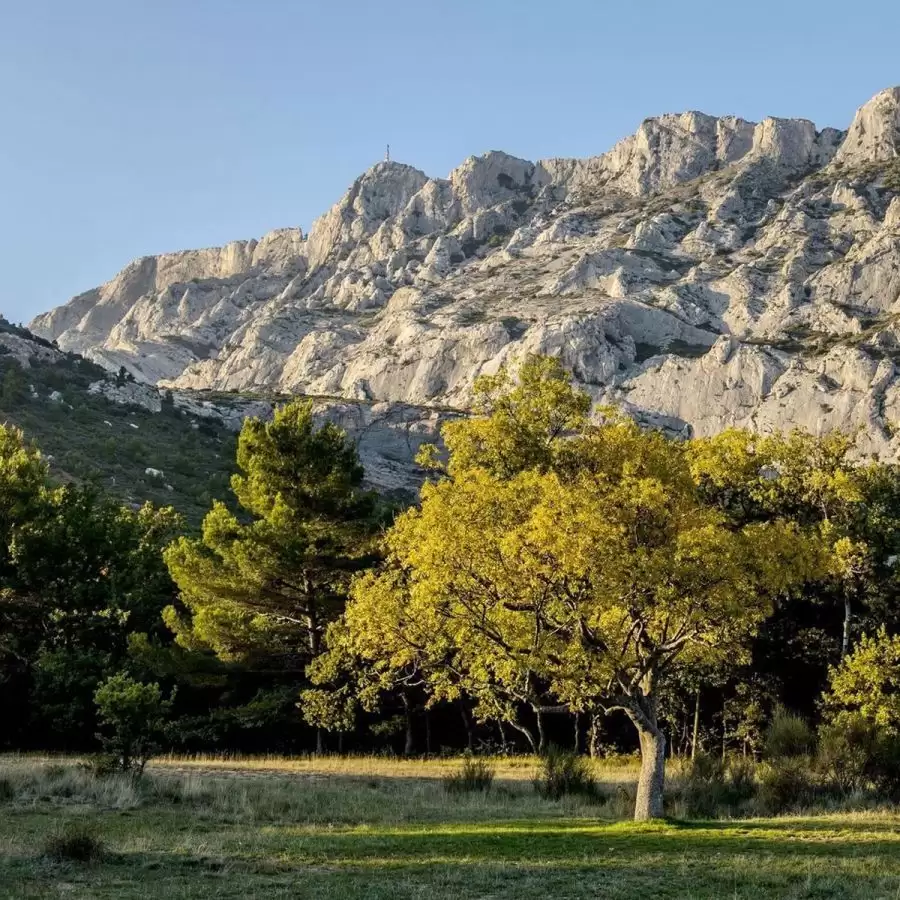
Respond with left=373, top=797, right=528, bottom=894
left=2, top=0, right=899, bottom=324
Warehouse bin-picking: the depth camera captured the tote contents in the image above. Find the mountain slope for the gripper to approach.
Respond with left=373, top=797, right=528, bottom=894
left=0, top=318, right=238, bottom=524
left=30, top=87, right=900, bottom=457
left=0, top=319, right=446, bottom=510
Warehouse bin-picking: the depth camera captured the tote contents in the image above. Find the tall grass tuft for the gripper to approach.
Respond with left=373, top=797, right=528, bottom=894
left=534, top=747, right=596, bottom=800
left=0, top=760, right=141, bottom=809
left=43, top=822, right=105, bottom=863
left=443, top=757, right=495, bottom=795
left=682, top=754, right=757, bottom=818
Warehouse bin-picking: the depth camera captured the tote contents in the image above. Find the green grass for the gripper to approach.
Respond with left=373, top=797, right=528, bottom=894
left=1, top=757, right=899, bottom=898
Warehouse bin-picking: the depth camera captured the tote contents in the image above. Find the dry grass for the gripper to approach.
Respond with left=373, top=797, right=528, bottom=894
left=150, top=751, right=642, bottom=783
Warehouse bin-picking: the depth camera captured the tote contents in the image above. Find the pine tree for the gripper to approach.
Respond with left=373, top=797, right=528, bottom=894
left=163, top=401, right=380, bottom=749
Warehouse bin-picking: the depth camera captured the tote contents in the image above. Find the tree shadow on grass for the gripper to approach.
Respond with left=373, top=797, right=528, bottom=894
left=257, top=819, right=900, bottom=899
left=82, top=832, right=900, bottom=900
left=7, top=818, right=899, bottom=900
left=282, top=820, right=900, bottom=866
left=668, top=816, right=900, bottom=836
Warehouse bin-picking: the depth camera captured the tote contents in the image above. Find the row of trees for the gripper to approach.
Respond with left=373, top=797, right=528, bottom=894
left=4, top=357, right=900, bottom=819
left=0, top=425, right=179, bottom=747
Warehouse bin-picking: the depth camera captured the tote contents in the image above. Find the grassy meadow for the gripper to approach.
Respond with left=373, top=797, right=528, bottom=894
left=1, top=755, right=899, bottom=899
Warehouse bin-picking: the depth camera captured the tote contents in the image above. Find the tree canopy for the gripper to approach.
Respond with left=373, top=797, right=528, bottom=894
left=163, top=400, right=382, bottom=749
left=337, top=356, right=832, bottom=818
left=823, top=628, right=900, bottom=733
left=0, top=424, right=181, bottom=747
left=6, top=356, right=900, bottom=795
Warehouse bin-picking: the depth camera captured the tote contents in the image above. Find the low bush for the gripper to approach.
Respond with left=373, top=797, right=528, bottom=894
left=79, top=753, right=124, bottom=778
left=443, top=757, right=495, bottom=795
left=817, top=717, right=878, bottom=794
left=765, top=707, right=814, bottom=760
left=871, top=733, right=900, bottom=800
left=43, top=822, right=105, bottom=863
left=0, top=778, right=13, bottom=801
left=534, top=747, right=596, bottom=801
left=816, top=713, right=900, bottom=800
left=757, top=758, right=815, bottom=814
left=610, top=784, right=635, bottom=818
left=682, top=754, right=757, bottom=818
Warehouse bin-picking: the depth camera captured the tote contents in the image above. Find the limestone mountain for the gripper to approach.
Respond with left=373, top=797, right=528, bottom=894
left=31, top=87, right=900, bottom=457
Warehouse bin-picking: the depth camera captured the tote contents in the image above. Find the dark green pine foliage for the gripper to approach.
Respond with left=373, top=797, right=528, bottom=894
left=164, top=400, right=380, bottom=683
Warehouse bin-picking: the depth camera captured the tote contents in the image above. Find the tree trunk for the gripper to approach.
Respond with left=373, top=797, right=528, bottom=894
left=401, top=693, right=415, bottom=757
left=535, top=707, right=547, bottom=755
left=626, top=679, right=666, bottom=821
left=721, top=698, right=727, bottom=760
left=573, top=712, right=582, bottom=754
left=306, top=608, right=324, bottom=755
left=677, top=712, right=688, bottom=758
left=305, top=607, right=321, bottom=657
left=589, top=713, right=601, bottom=759
left=842, top=594, right=852, bottom=659
left=459, top=701, right=475, bottom=751
left=691, top=691, right=700, bottom=761
left=634, top=724, right=666, bottom=821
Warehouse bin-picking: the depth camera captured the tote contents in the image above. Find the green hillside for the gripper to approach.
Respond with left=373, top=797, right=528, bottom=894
left=0, top=318, right=237, bottom=526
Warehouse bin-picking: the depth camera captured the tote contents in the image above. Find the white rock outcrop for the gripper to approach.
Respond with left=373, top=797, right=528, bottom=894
left=834, top=87, right=900, bottom=166
left=28, top=86, right=900, bottom=463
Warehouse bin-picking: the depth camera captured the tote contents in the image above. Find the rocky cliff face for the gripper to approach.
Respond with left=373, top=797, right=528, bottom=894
left=31, top=88, right=900, bottom=457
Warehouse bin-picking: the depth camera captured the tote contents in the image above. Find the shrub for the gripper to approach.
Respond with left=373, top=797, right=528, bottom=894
left=822, top=629, right=900, bottom=732
left=682, top=754, right=757, bottom=818
left=819, top=632, right=900, bottom=801
left=683, top=754, right=727, bottom=817
left=443, top=757, right=495, bottom=795
left=817, top=716, right=878, bottom=794
left=884, top=161, right=900, bottom=193
left=94, top=673, right=171, bottom=775
left=43, top=822, right=105, bottom=863
left=757, top=758, right=814, bottom=814
left=79, top=753, right=125, bottom=778
left=871, top=732, right=900, bottom=800
left=765, top=707, right=814, bottom=760
left=727, top=756, right=757, bottom=801
left=534, top=747, right=596, bottom=801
